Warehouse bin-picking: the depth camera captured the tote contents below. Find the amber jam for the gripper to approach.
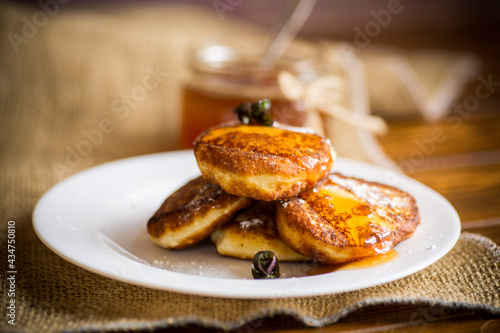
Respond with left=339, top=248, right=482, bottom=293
left=179, top=44, right=318, bottom=149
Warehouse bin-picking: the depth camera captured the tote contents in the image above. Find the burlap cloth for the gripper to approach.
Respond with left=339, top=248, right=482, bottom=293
left=1, top=2, right=498, bottom=332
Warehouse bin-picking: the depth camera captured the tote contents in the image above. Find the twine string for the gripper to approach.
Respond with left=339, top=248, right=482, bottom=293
left=278, top=71, right=388, bottom=135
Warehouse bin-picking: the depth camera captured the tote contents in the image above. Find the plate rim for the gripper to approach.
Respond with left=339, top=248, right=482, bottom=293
left=32, top=150, right=461, bottom=298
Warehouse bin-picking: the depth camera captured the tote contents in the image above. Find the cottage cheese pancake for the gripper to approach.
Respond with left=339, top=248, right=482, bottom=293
left=211, top=201, right=309, bottom=262
left=194, top=123, right=335, bottom=201
left=147, top=176, right=252, bottom=249
left=276, top=173, right=420, bottom=264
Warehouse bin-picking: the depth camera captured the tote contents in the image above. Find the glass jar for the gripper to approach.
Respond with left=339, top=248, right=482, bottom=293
left=179, top=43, right=319, bottom=149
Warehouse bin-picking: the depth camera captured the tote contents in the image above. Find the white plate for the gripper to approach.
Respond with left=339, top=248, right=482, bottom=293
left=33, top=150, right=461, bottom=299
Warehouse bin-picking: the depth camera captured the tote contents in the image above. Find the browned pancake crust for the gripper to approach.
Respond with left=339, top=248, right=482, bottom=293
left=276, top=173, right=420, bottom=264
left=211, top=201, right=308, bottom=261
left=147, top=176, right=252, bottom=249
left=193, top=124, right=334, bottom=201
left=219, top=201, right=280, bottom=242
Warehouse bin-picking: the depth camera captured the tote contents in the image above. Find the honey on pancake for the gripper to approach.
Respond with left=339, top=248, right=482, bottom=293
left=199, top=124, right=329, bottom=171
left=306, top=249, right=398, bottom=275
left=194, top=123, right=334, bottom=201
left=276, top=172, right=419, bottom=265
left=299, top=180, right=392, bottom=251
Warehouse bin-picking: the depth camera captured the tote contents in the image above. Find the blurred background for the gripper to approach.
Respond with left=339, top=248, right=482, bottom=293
left=2, top=0, right=499, bottom=219
left=14, top=0, right=500, bottom=49
left=2, top=2, right=500, bottom=331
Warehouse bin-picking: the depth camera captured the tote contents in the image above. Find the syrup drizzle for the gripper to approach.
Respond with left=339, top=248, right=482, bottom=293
left=306, top=249, right=399, bottom=276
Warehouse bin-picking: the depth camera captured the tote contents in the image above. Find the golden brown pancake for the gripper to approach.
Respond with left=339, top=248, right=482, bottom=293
left=147, top=176, right=252, bottom=249
left=276, top=173, right=420, bottom=264
left=211, top=201, right=308, bottom=262
left=194, top=123, right=335, bottom=201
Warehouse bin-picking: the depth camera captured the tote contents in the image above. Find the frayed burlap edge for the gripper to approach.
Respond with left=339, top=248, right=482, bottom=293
left=6, top=232, right=496, bottom=333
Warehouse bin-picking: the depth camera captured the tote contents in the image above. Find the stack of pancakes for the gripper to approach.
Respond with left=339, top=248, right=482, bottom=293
left=147, top=123, right=420, bottom=265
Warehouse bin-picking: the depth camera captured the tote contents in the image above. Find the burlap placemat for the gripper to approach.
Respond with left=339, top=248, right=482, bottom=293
left=1, top=2, right=499, bottom=332
left=1, top=224, right=499, bottom=332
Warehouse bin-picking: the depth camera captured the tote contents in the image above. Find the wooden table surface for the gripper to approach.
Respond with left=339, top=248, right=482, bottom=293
left=163, top=53, right=500, bottom=333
